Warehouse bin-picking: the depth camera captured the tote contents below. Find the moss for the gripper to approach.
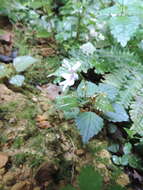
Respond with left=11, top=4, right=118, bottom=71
left=12, top=152, right=45, bottom=168
left=12, top=153, right=28, bottom=166
left=110, top=166, right=123, bottom=182
left=28, top=154, right=45, bottom=168
left=12, top=137, right=25, bottom=149
left=25, top=56, right=60, bottom=86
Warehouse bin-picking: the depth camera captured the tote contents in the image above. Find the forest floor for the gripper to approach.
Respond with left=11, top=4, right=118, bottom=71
left=0, top=16, right=133, bottom=190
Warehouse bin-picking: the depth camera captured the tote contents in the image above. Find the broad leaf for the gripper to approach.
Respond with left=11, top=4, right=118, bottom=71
left=78, top=166, right=103, bottom=190
left=107, top=184, right=126, bottom=190
left=77, top=80, right=98, bottom=97
left=13, top=56, right=37, bottom=72
left=76, top=112, right=103, bottom=143
left=123, top=143, right=132, bottom=155
left=108, top=144, right=120, bottom=153
left=9, top=75, right=25, bottom=87
left=109, top=16, right=140, bottom=47
left=56, top=95, right=79, bottom=112
left=95, top=95, right=114, bottom=112
left=98, top=83, right=118, bottom=101
left=104, top=103, right=129, bottom=122
left=61, top=185, right=76, bottom=190
left=112, top=155, right=128, bottom=166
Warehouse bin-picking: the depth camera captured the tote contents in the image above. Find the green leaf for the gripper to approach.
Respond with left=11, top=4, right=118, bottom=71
left=98, top=83, right=118, bottom=101
left=78, top=166, right=103, bottom=190
left=13, top=56, right=38, bottom=72
left=77, top=81, right=98, bottom=98
left=104, top=103, right=129, bottom=122
left=109, top=16, right=140, bottom=47
left=108, top=144, right=120, bottom=153
left=36, top=29, right=51, bottom=38
left=61, top=185, right=76, bottom=190
left=76, top=112, right=104, bottom=143
left=123, top=143, right=132, bottom=155
left=9, top=75, right=25, bottom=87
left=64, top=107, right=80, bottom=119
left=107, top=184, right=126, bottom=190
left=128, top=154, right=143, bottom=170
left=95, top=95, right=114, bottom=112
left=56, top=95, right=79, bottom=112
left=112, top=155, right=128, bottom=166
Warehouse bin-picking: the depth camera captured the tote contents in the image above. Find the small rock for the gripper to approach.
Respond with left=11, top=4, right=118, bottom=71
left=0, top=152, right=9, bottom=168
left=3, top=172, right=16, bottom=186
left=116, top=173, right=130, bottom=186
left=11, top=181, right=33, bottom=190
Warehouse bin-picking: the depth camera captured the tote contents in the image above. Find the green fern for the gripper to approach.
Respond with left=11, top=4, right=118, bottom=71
left=130, top=96, right=143, bottom=135
left=117, top=78, right=142, bottom=108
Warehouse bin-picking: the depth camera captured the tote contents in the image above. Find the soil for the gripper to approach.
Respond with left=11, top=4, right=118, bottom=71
left=0, top=16, right=136, bottom=190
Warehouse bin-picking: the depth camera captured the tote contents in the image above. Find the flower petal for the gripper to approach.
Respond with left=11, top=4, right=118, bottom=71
left=62, top=59, right=71, bottom=70
left=61, top=73, right=71, bottom=80
left=72, top=61, right=81, bottom=71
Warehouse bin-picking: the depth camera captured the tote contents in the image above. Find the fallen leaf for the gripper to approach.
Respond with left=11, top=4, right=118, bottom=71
left=36, top=115, right=52, bottom=129
left=38, top=120, right=51, bottom=129
left=0, top=32, right=13, bottom=43
left=37, top=83, right=62, bottom=100
left=0, top=152, right=9, bottom=168
left=36, top=115, right=47, bottom=122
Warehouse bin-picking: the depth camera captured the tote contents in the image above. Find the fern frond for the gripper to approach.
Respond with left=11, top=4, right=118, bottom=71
left=117, top=78, right=142, bottom=108
left=103, top=67, right=130, bottom=88
left=130, top=95, right=143, bottom=135
left=95, top=47, right=140, bottom=66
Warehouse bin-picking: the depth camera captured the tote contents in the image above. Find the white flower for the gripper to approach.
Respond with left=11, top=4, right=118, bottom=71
left=98, top=33, right=105, bottom=40
left=90, top=28, right=98, bottom=37
left=80, top=42, right=96, bottom=55
left=59, top=60, right=81, bottom=91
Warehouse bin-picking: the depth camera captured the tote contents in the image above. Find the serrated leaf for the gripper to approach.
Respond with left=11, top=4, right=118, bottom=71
left=78, top=166, right=103, bottom=190
left=56, top=95, right=79, bottom=112
left=95, top=95, right=114, bottom=112
left=9, top=75, right=25, bottom=87
left=77, top=80, right=98, bottom=97
left=64, top=107, right=80, bottom=119
left=13, top=56, right=37, bottom=72
left=76, top=112, right=103, bottom=143
left=109, top=16, right=140, bottom=47
left=98, top=83, right=118, bottom=101
left=104, top=103, right=129, bottom=122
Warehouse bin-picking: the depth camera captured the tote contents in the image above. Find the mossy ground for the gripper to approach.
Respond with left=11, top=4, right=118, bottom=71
left=0, top=27, right=131, bottom=190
